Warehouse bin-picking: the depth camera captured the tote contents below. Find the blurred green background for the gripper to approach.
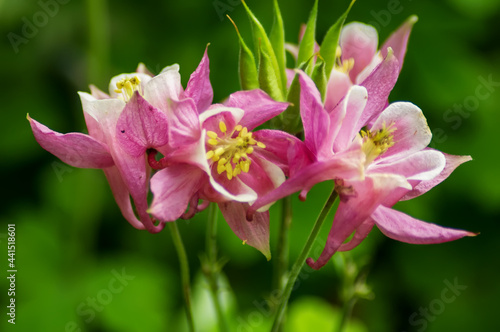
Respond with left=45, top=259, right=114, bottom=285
left=1, top=0, right=499, bottom=331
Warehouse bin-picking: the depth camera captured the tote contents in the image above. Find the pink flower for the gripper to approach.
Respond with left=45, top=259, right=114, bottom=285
left=247, top=50, right=402, bottom=216
left=325, top=16, right=417, bottom=111
left=29, top=63, right=181, bottom=233
left=250, top=69, right=474, bottom=269
left=137, top=51, right=301, bottom=259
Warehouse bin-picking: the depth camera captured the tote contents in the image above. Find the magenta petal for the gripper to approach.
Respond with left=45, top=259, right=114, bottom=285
left=218, top=202, right=271, bottom=260
left=307, top=173, right=410, bottom=270
left=402, top=151, right=472, bottom=201
left=252, top=129, right=306, bottom=175
left=102, top=166, right=146, bottom=230
left=381, top=16, right=418, bottom=71
left=357, top=50, right=400, bottom=131
left=298, top=71, right=331, bottom=157
left=338, top=218, right=374, bottom=252
left=116, top=93, right=169, bottom=157
left=373, top=205, right=477, bottom=244
left=185, top=47, right=213, bottom=112
left=29, top=116, right=114, bottom=168
left=166, top=98, right=201, bottom=148
left=248, top=147, right=365, bottom=217
left=340, top=22, right=379, bottom=82
left=225, top=89, right=289, bottom=131
left=149, top=164, right=205, bottom=222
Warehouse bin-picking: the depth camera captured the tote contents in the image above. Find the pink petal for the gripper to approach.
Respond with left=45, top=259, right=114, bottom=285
left=248, top=146, right=365, bottom=218
left=200, top=107, right=244, bottom=134
left=102, top=166, right=146, bottom=230
left=298, top=71, right=332, bottom=158
left=307, top=173, right=410, bottom=270
left=165, top=98, right=201, bottom=149
left=238, top=155, right=285, bottom=203
left=381, top=15, right=418, bottom=71
left=252, top=129, right=307, bottom=176
left=338, top=218, right=374, bottom=252
left=340, top=23, right=379, bottom=82
left=371, top=102, right=432, bottom=161
left=89, top=84, right=110, bottom=99
left=28, top=116, right=114, bottom=168
left=357, top=50, right=400, bottom=131
left=324, top=69, right=353, bottom=112
left=224, top=89, right=289, bottom=131
left=112, top=144, right=163, bottom=233
left=218, top=202, right=271, bottom=260
left=185, top=47, right=213, bottom=112
left=116, top=93, right=170, bottom=157
left=149, top=164, right=206, bottom=222
left=402, top=151, right=472, bottom=201
left=136, top=62, right=154, bottom=76
left=370, top=149, right=445, bottom=182
left=332, top=85, right=368, bottom=152
left=143, top=64, right=183, bottom=111
left=372, top=205, right=477, bottom=244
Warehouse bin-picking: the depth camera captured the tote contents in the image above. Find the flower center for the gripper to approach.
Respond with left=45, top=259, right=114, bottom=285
left=360, top=122, right=396, bottom=165
left=114, top=76, right=142, bottom=101
left=335, top=46, right=355, bottom=74
left=205, top=121, right=266, bottom=180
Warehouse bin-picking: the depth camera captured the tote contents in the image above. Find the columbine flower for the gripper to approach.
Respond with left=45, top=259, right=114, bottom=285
left=324, top=16, right=417, bottom=111
left=125, top=50, right=301, bottom=259
left=28, top=63, right=182, bottom=233
left=250, top=70, right=474, bottom=269
left=247, top=51, right=401, bottom=216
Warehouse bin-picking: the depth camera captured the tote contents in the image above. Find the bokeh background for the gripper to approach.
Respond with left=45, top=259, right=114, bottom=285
left=1, top=0, right=499, bottom=331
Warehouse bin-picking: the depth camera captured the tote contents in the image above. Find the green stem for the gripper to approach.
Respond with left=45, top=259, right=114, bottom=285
left=337, top=297, right=357, bottom=332
left=271, top=187, right=339, bottom=332
left=273, top=196, right=292, bottom=297
left=205, top=203, right=229, bottom=332
left=168, top=222, right=195, bottom=332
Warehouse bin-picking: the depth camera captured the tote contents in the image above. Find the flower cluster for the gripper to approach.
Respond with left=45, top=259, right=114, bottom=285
left=28, top=4, right=475, bottom=269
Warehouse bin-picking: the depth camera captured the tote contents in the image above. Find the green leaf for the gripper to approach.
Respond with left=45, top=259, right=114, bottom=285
left=270, top=0, right=287, bottom=91
left=228, top=16, right=259, bottom=90
left=282, top=58, right=314, bottom=134
left=311, top=58, right=327, bottom=100
left=241, top=0, right=284, bottom=99
left=320, top=0, right=356, bottom=80
left=259, top=45, right=284, bottom=103
left=297, top=0, right=318, bottom=74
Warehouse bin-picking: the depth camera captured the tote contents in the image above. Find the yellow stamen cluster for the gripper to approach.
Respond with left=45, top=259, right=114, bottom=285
left=205, top=121, right=266, bottom=180
left=361, top=122, right=396, bottom=165
left=335, top=46, right=355, bottom=74
left=114, top=76, right=142, bottom=101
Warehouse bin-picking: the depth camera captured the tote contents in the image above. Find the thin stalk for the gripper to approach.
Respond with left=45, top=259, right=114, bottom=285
left=273, top=196, right=293, bottom=296
left=205, top=203, right=229, bottom=332
left=271, top=187, right=339, bottom=332
left=337, top=297, right=357, bottom=332
left=168, top=222, right=195, bottom=332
